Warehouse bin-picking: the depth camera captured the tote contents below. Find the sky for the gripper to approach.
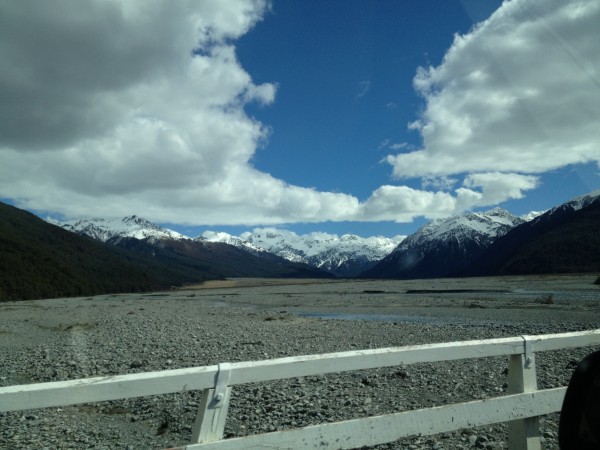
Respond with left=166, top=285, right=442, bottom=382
left=1, top=0, right=599, bottom=238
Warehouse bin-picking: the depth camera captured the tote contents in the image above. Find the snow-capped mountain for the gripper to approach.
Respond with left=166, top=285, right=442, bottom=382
left=520, top=210, right=546, bottom=221
left=40, top=189, right=600, bottom=281
left=47, top=215, right=334, bottom=279
left=463, top=190, right=600, bottom=276
left=49, top=216, right=189, bottom=243
left=398, top=207, right=525, bottom=250
left=200, top=231, right=266, bottom=256
left=542, top=189, right=600, bottom=218
left=49, top=216, right=403, bottom=277
left=201, top=228, right=405, bottom=277
left=362, top=208, right=525, bottom=279
left=509, top=190, right=600, bottom=224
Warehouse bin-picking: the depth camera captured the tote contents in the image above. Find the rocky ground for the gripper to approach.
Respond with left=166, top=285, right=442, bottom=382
left=1, top=274, right=599, bottom=449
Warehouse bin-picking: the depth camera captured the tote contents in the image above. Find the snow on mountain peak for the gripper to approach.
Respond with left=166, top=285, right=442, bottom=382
left=203, top=227, right=406, bottom=276
left=521, top=210, right=546, bottom=221
left=200, top=231, right=265, bottom=253
left=51, top=216, right=189, bottom=242
left=395, top=208, right=524, bottom=253
left=562, top=189, right=600, bottom=211
left=242, top=228, right=404, bottom=259
left=532, top=189, right=600, bottom=222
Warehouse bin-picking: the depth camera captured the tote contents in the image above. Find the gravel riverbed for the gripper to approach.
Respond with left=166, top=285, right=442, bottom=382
left=1, top=275, right=599, bottom=449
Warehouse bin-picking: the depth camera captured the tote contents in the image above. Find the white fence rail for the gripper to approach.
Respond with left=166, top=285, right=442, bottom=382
left=2, top=329, right=600, bottom=449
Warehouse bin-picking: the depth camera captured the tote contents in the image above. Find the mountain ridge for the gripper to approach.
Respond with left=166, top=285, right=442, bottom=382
left=1, top=202, right=336, bottom=301
left=41, top=188, right=600, bottom=282
left=0, top=202, right=209, bottom=301
left=48, top=216, right=188, bottom=243
left=48, top=216, right=334, bottom=281
left=202, top=229, right=405, bottom=277
left=462, top=191, right=600, bottom=276
left=48, top=216, right=407, bottom=277
left=360, top=208, right=527, bottom=279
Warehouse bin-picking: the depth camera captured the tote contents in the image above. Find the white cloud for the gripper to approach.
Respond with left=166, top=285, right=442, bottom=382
left=389, top=142, right=408, bottom=150
left=387, top=0, right=600, bottom=178
left=0, top=0, right=571, bottom=227
left=352, top=173, right=538, bottom=223
left=421, top=176, right=458, bottom=191
left=355, top=80, right=371, bottom=100
left=455, top=172, right=540, bottom=209
left=0, top=0, right=287, bottom=223
left=379, top=140, right=409, bottom=151
left=358, top=185, right=457, bottom=222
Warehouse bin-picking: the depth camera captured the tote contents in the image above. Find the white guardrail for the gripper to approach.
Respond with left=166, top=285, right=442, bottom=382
left=2, top=329, right=600, bottom=450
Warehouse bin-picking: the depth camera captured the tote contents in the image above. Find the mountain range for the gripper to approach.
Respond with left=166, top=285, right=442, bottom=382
left=50, top=217, right=405, bottom=277
left=2, top=189, right=599, bottom=300
left=202, top=229, right=405, bottom=277
left=0, top=204, right=331, bottom=301
left=48, top=189, right=600, bottom=281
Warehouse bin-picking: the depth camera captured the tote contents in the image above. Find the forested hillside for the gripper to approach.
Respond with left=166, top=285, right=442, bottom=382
left=0, top=202, right=209, bottom=300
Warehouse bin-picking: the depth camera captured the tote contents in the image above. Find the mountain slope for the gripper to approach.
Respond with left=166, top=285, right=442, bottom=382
left=202, top=229, right=405, bottom=277
left=109, top=236, right=334, bottom=279
left=464, top=191, right=600, bottom=276
left=361, top=208, right=525, bottom=279
left=52, top=216, right=333, bottom=280
left=49, top=216, right=188, bottom=242
left=0, top=202, right=208, bottom=301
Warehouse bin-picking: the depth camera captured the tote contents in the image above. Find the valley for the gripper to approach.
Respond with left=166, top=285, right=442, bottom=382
left=2, top=189, right=599, bottom=302
left=1, top=274, right=599, bottom=449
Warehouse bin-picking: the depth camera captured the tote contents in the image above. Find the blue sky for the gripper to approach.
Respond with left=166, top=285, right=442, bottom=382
left=239, top=1, right=502, bottom=199
left=1, top=0, right=599, bottom=238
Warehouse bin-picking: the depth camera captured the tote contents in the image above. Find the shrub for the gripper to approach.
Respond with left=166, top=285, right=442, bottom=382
left=535, top=294, right=555, bottom=305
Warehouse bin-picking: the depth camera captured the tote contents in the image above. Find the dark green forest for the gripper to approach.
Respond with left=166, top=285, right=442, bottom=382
left=496, top=200, right=600, bottom=275
left=0, top=202, right=209, bottom=301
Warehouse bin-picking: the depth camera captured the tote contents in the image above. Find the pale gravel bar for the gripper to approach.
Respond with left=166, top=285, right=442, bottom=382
left=1, top=274, right=599, bottom=449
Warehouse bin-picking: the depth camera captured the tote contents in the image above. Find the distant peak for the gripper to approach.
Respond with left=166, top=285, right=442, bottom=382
left=564, top=189, right=600, bottom=210
left=482, top=207, right=511, bottom=216
left=50, top=215, right=189, bottom=242
left=123, top=215, right=148, bottom=224
left=402, top=207, right=524, bottom=247
left=521, top=210, right=546, bottom=221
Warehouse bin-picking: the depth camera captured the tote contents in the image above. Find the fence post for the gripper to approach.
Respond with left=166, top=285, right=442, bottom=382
left=190, top=363, right=232, bottom=443
left=507, top=337, right=541, bottom=450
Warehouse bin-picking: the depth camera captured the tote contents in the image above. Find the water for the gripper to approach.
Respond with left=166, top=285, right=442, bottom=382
left=299, top=312, right=439, bottom=324
left=297, top=312, right=503, bottom=327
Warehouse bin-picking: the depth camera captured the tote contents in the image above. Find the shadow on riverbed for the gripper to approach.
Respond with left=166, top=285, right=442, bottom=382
left=297, top=311, right=504, bottom=327
left=405, top=289, right=511, bottom=294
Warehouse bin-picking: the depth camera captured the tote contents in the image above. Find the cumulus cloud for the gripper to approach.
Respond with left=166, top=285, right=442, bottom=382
left=387, top=0, right=600, bottom=178
left=421, top=176, right=459, bottom=191
left=0, top=0, right=579, bottom=227
left=359, top=186, right=457, bottom=222
left=0, top=0, right=300, bottom=224
left=0, top=0, right=457, bottom=226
